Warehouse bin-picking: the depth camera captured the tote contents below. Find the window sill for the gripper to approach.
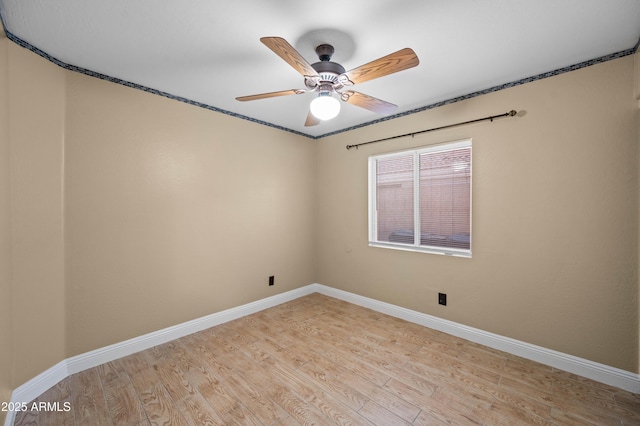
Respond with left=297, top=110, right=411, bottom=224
left=369, top=241, right=472, bottom=258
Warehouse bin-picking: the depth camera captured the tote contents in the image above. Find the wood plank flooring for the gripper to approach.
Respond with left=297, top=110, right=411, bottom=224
left=13, top=293, right=640, bottom=425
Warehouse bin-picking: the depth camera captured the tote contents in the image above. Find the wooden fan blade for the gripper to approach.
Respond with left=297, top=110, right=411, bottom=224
left=342, top=91, right=398, bottom=115
left=342, top=48, right=419, bottom=85
left=304, top=110, right=320, bottom=127
left=260, top=37, right=319, bottom=77
left=236, top=89, right=303, bottom=102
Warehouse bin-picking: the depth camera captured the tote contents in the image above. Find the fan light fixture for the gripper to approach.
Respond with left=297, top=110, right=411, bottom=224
left=310, top=93, right=340, bottom=120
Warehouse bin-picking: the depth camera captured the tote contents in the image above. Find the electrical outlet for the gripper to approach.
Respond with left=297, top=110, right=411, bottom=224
left=438, top=292, right=447, bottom=306
left=268, top=276, right=275, bottom=286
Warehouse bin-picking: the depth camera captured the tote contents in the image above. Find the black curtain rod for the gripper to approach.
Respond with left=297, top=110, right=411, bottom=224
left=346, top=110, right=518, bottom=150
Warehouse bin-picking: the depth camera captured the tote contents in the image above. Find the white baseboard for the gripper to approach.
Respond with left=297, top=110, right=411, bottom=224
left=65, top=285, right=316, bottom=376
left=311, top=284, right=640, bottom=395
left=6, top=283, right=639, bottom=425
left=5, top=285, right=315, bottom=426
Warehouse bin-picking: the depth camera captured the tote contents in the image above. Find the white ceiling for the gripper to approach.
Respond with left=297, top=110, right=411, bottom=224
left=1, top=1, right=639, bottom=138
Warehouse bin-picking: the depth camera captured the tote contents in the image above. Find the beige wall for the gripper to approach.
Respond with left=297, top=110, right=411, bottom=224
left=0, top=30, right=12, bottom=425
left=0, top=32, right=68, bottom=420
left=7, top=43, right=67, bottom=386
left=64, top=72, right=317, bottom=356
left=317, top=55, right=639, bottom=372
left=1, top=37, right=638, bottom=401
left=1, top=40, right=316, bottom=391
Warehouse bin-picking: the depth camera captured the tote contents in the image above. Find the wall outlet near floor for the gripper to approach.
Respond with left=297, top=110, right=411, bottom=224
left=438, top=292, right=447, bottom=306
left=269, top=276, right=275, bottom=286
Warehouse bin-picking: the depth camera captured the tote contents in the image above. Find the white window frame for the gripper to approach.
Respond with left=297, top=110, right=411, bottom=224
left=368, top=139, right=472, bottom=257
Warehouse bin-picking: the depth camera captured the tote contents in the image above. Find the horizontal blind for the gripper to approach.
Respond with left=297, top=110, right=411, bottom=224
left=375, top=153, right=414, bottom=244
left=419, top=146, right=471, bottom=250
left=369, top=139, right=471, bottom=256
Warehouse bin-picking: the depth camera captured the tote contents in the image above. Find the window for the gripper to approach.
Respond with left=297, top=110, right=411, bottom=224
left=368, top=139, right=472, bottom=257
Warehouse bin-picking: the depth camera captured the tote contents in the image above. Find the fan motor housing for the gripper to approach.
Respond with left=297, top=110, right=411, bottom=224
left=311, top=43, right=345, bottom=78
left=309, top=55, right=345, bottom=89
left=311, top=60, right=345, bottom=76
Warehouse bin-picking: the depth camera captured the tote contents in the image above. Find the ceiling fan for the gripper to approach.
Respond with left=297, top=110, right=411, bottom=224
left=236, top=37, right=420, bottom=126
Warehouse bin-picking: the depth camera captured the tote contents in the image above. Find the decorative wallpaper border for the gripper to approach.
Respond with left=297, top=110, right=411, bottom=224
left=320, top=46, right=638, bottom=139
left=1, top=17, right=638, bottom=140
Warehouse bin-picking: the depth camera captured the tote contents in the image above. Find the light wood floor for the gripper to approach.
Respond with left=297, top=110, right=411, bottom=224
left=13, top=293, right=640, bottom=425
